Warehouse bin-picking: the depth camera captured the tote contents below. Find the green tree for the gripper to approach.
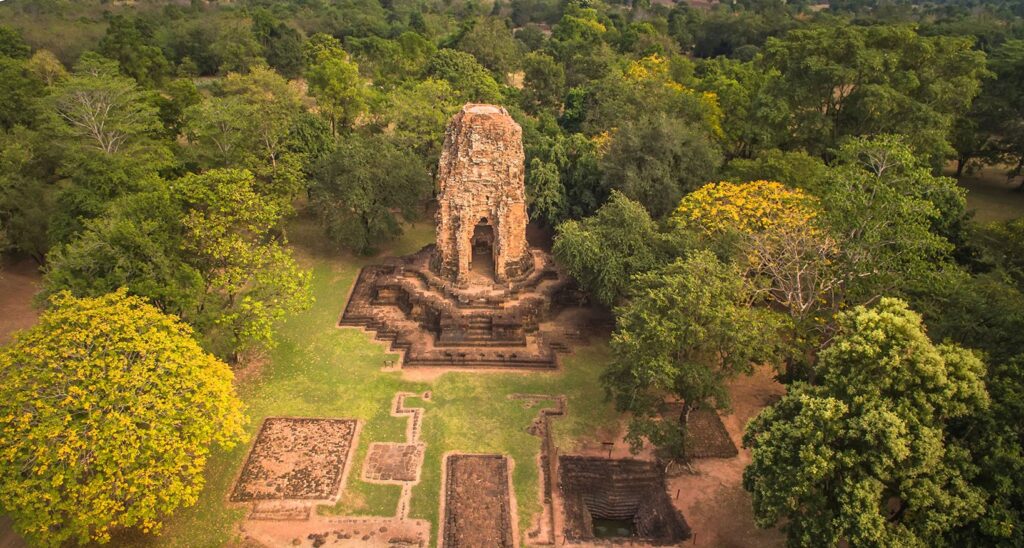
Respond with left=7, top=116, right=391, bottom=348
left=0, top=290, right=246, bottom=545
left=552, top=191, right=671, bottom=306
left=310, top=135, right=432, bottom=254
left=252, top=9, right=304, bottom=79
left=98, top=15, right=171, bottom=87
left=210, top=18, right=264, bottom=74
left=0, top=127, right=51, bottom=261
left=426, top=49, right=503, bottom=103
left=743, top=298, right=989, bottom=547
left=174, top=169, right=312, bottom=360
left=346, top=33, right=436, bottom=87
left=604, top=250, right=781, bottom=457
left=814, top=135, right=964, bottom=304
left=42, top=185, right=202, bottom=315
left=600, top=114, right=722, bottom=217
left=0, top=56, right=43, bottom=130
left=696, top=57, right=787, bottom=158
left=520, top=52, right=565, bottom=113
left=723, top=149, right=828, bottom=190
left=45, top=54, right=167, bottom=160
left=761, top=24, right=988, bottom=163
left=454, top=17, right=523, bottom=77
left=305, top=47, right=371, bottom=134
left=957, top=40, right=1024, bottom=180
left=184, top=67, right=306, bottom=204
left=25, top=49, right=67, bottom=87
left=382, top=78, right=461, bottom=165
left=548, top=4, right=615, bottom=86
left=0, top=25, right=31, bottom=59
left=526, top=157, right=566, bottom=224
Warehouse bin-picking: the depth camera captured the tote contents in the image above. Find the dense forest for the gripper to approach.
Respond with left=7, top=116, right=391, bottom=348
left=1, top=0, right=1024, bottom=546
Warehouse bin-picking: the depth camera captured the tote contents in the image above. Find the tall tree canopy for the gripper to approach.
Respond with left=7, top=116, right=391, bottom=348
left=552, top=191, right=673, bottom=306
left=762, top=24, right=988, bottom=163
left=310, top=135, right=431, bottom=254
left=604, top=250, right=781, bottom=457
left=744, top=298, right=989, bottom=547
left=0, top=290, right=246, bottom=546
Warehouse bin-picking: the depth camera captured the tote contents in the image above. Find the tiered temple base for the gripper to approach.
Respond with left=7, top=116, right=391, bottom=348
left=340, top=245, right=589, bottom=369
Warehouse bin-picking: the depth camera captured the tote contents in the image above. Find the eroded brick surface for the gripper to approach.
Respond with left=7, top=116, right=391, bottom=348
left=363, top=443, right=424, bottom=482
left=231, top=418, right=357, bottom=502
left=434, top=104, right=530, bottom=283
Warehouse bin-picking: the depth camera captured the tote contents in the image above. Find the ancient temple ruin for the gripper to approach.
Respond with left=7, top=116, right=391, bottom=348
left=434, top=104, right=531, bottom=283
left=340, top=103, right=597, bottom=369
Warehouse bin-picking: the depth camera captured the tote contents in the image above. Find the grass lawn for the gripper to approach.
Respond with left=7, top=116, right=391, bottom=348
left=143, top=214, right=621, bottom=547
left=951, top=165, right=1024, bottom=222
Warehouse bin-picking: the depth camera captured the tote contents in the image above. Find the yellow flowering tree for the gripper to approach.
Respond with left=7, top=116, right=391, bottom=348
left=0, top=290, right=247, bottom=545
left=672, top=180, right=818, bottom=235
left=673, top=180, right=841, bottom=335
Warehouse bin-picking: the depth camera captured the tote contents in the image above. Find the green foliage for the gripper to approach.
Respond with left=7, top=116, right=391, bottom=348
left=454, top=17, right=523, bottom=76
left=0, top=289, right=246, bottom=545
left=173, top=168, right=312, bottom=359
left=209, top=18, right=264, bottom=74
left=957, top=40, right=1024, bottom=177
left=0, top=25, right=31, bottom=59
left=761, top=24, right=988, bottom=164
left=814, top=135, right=963, bottom=304
left=604, top=249, right=781, bottom=457
left=42, top=185, right=201, bottom=315
left=744, top=298, right=988, bottom=547
left=98, top=15, right=171, bottom=87
left=600, top=114, right=722, bottom=217
left=252, top=9, right=304, bottom=79
left=427, top=48, right=503, bottom=103
left=0, top=56, right=43, bottom=130
left=45, top=54, right=168, bottom=161
left=305, top=46, right=372, bottom=134
left=347, top=32, right=436, bottom=87
left=310, top=135, right=432, bottom=254
left=548, top=4, right=615, bottom=86
left=381, top=78, right=461, bottom=164
left=0, top=127, right=51, bottom=260
left=526, top=157, right=566, bottom=224
left=184, top=67, right=306, bottom=205
left=25, top=49, right=67, bottom=87
left=520, top=52, right=565, bottom=113
left=696, top=57, right=787, bottom=158
left=552, top=191, right=671, bottom=306
left=723, top=149, right=828, bottom=190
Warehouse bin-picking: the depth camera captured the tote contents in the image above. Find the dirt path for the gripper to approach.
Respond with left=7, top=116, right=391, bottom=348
left=667, top=364, right=786, bottom=548
left=0, top=258, right=41, bottom=344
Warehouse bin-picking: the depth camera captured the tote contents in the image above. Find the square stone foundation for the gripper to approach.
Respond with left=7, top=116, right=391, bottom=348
left=231, top=418, right=358, bottom=502
left=363, top=442, right=425, bottom=483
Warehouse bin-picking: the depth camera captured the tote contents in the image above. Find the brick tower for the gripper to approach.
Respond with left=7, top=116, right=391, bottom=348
left=434, top=104, right=531, bottom=283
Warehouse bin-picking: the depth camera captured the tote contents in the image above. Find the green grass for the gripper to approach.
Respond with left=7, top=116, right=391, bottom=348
left=143, top=217, right=619, bottom=547
left=951, top=165, right=1024, bottom=223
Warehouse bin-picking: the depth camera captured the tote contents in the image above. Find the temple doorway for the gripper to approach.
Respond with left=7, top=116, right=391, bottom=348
left=471, top=219, right=495, bottom=280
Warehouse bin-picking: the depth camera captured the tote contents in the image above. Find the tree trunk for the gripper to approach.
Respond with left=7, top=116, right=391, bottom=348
left=955, top=155, right=968, bottom=178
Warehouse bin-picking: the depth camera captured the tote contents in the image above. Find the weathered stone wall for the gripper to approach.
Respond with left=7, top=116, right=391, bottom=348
left=435, top=104, right=530, bottom=283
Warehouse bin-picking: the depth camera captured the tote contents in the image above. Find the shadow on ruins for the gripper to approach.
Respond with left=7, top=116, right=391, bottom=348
left=341, top=104, right=606, bottom=369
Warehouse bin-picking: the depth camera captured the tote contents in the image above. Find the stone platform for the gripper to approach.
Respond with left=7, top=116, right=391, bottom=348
left=340, top=245, right=591, bottom=369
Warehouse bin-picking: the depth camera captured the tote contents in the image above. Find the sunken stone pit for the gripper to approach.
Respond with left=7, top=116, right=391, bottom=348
left=559, top=456, right=691, bottom=545
left=341, top=104, right=592, bottom=369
